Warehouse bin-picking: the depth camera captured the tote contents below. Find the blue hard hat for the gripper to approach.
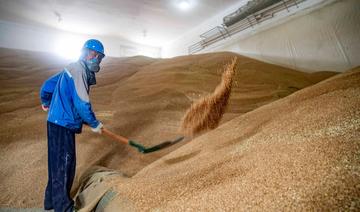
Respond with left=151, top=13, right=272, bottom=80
left=83, top=39, right=105, bottom=56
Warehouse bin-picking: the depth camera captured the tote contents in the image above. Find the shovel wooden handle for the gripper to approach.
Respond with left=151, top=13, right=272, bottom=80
left=102, top=128, right=129, bottom=145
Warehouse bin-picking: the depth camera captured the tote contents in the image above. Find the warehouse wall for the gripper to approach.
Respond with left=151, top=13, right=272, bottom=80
left=163, top=0, right=360, bottom=72
left=0, top=20, right=161, bottom=58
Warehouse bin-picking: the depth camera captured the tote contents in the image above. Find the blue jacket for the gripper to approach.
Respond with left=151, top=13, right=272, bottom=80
left=40, top=61, right=100, bottom=133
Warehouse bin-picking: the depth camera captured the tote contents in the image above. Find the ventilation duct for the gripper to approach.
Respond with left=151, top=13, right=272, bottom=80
left=223, top=0, right=283, bottom=27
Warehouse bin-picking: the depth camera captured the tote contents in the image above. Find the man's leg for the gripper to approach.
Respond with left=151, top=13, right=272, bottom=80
left=44, top=122, right=54, bottom=210
left=47, top=122, right=76, bottom=212
left=64, top=126, right=76, bottom=210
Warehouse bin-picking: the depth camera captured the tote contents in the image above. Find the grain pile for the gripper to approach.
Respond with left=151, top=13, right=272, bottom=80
left=180, top=57, right=237, bottom=136
left=0, top=48, right=337, bottom=208
left=107, top=67, right=360, bottom=211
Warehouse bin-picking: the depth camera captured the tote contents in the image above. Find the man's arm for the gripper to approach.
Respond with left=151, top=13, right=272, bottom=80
left=68, top=69, right=101, bottom=130
left=40, top=72, right=61, bottom=108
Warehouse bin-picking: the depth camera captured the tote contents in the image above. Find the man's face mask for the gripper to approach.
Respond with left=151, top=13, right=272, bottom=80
left=85, top=57, right=100, bottom=73
left=85, top=54, right=104, bottom=73
left=82, top=51, right=104, bottom=86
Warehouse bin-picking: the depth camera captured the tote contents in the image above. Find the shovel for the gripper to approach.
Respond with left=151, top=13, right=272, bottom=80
left=102, top=128, right=184, bottom=154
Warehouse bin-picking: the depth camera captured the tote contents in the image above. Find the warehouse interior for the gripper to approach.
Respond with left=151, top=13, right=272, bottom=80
left=0, top=0, right=359, bottom=211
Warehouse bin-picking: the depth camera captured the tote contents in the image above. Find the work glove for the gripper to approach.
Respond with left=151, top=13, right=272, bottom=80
left=91, top=122, right=103, bottom=134
left=41, top=104, right=49, bottom=112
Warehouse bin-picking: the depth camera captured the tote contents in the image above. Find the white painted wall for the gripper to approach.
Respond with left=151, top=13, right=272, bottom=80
left=1, top=0, right=359, bottom=72
left=162, top=0, right=360, bottom=72
left=0, top=20, right=161, bottom=58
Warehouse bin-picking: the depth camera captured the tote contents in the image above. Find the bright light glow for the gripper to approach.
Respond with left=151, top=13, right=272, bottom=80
left=177, top=0, right=192, bottom=11
left=138, top=46, right=161, bottom=58
left=54, top=35, right=85, bottom=60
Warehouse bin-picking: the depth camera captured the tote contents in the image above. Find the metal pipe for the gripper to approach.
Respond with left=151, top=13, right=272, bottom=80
left=223, top=0, right=283, bottom=27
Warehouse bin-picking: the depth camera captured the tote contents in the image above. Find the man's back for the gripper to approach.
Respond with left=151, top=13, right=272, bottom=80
left=41, top=61, right=99, bottom=133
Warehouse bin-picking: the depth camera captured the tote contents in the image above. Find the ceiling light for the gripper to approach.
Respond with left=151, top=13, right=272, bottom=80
left=178, top=0, right=192, bottom=11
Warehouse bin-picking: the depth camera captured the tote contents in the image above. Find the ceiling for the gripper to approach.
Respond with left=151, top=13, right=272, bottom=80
left=0, top=0, right=243, bottom=47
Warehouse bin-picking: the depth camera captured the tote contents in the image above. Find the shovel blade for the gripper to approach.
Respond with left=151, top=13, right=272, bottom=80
left=143, top=136, right=185, bottom=153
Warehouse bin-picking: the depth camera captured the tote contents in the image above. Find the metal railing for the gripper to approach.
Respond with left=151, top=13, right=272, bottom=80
left=188, top=0, right=306, bottom=54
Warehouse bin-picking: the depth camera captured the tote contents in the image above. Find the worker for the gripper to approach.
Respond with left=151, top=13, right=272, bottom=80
left=40, top=39, right=105, bottom=212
